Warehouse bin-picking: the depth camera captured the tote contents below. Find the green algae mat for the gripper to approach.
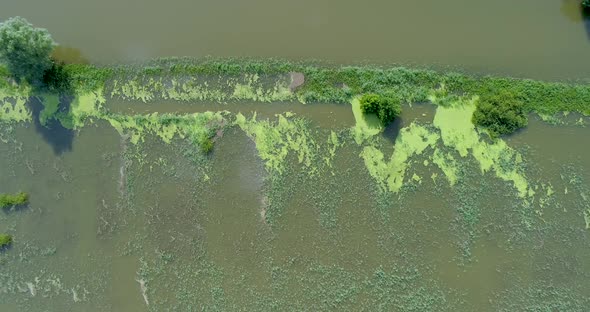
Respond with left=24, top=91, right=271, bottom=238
left=1, top=59, right=590, bottom=311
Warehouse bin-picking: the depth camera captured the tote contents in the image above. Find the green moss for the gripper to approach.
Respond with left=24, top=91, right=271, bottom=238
left=0, top=234, right=12, bottom=249
left=0, top=192, right=29, bottom=208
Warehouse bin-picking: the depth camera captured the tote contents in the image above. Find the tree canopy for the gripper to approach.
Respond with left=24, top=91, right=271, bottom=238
left=0, top=16, right=55, bottom=86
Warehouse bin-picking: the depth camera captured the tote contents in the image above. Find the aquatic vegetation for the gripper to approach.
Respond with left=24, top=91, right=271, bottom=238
left=235, top=112, right=318, bottom=174
left=106, top=111, right=226, bottom=151
left=0, top=234, right=12, bottom=249
left=495, top=283, right=590, bottom=312
left=0, top=191, right=29, bottom=208
left=431, top=149, right=458, bottom=186
left=360, top=122, right=439, bottom=193
left=0, top=84, right=31, bottom=123
left=110, top=73, right=294, bottom=104
left=38, top=94, right=59, bottom=126
left=63, top=89, right=106, bottom=128
left=359, top=93, right=401, bottom=126
left=472, top=91, right=528, bottom=137
left=324, top=130, right=343, bottom=169
left=432, top=98, right=531, bottom=198
left=357, top=96, right=532, bottom=202
left=351, top=97, right=382, bottom=144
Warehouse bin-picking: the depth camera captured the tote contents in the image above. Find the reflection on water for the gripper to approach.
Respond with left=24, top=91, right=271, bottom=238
left=561, top=0, right=590, bottom=40
left=51, top=46, right=88, bottom=65
left=28, top=96, right=74, bottom=154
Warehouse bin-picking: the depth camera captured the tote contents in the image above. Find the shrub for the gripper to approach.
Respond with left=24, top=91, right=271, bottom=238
left=360, top=93, right=402, bottom=126
left=0, top=234, right=12, bottom=249
left=0, top=192, right=29, bottom=209
left=199, top=138, right=214, bottom=154
left=583, top=0, right=590, bottom=9
left=472, top=92, right=528, bottom=138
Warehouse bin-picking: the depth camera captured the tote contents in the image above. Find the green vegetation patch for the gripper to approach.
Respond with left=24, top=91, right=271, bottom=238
left=0, top=192, right=29, bottom=208
left=38, top=93, right=59, bottom=126
left=110, top=73, right=294, bottom=103
left=235, top=112, right=318, bottom=174
left=359, top=93, right=401, bottom=126
left=351, top=97, right=382, bottom=144
left=0, top=234, right=12, bottom=249
left=360, top=122, right=439, bottom=193
left=358, top=96, right=532, bottom=199
left=433, top=98, right=531, bottom=198
left=472, top=92, right=528, bottom=137
left=0, top=83, right=31, bottom=123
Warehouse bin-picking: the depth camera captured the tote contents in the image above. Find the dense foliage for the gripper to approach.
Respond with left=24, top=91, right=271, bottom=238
left=42, top=61, right=72, bottom=93
left=0, top=234, right=12, bottom=249
left=583, top=0, right=590, bottom=9
left=0, top=192, right=29, bottom=209
left=0, top=17, right=55, bottom=87
left=472, top=93, right=528, bottom=138
left=359, top=93, right=401, bottom=126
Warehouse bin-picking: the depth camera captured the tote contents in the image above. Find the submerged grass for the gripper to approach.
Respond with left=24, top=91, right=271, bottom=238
left=0, top=192, right=29, bottom=209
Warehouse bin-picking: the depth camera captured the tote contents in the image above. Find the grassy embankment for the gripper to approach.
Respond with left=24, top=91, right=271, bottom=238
left=1, top=59, right=589, bottom=136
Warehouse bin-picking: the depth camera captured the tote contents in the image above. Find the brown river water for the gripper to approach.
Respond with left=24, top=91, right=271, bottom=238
left=1, top=0, right=590, bottom=80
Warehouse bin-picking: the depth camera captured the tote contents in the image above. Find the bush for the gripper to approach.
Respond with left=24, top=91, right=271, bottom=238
left=0, top=192, right=29, bottom=209
left=0, top=234, right=12, bottom=249
left=359, top=93, right=402, bottom=126
left=583, top=0, right=590, bottom=9
left=199, top=138, right=214, bottom=154
left=472, top=92, right=528, bottom=138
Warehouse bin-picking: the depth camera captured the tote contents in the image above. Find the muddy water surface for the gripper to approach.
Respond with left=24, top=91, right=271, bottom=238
left=2, top=0, right=590, bottom=80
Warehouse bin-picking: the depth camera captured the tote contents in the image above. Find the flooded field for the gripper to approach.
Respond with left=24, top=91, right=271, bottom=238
left=1, top=83, right=590, bottom=310
left=1, top=1, right=590, bottom=309
left=2, top=0, right=590, bottom=80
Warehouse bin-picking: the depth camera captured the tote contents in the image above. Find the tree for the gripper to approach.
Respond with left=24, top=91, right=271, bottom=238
left=584, top=0, right=590, bottom=9
left=0, top=17, right=55, bottom=86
